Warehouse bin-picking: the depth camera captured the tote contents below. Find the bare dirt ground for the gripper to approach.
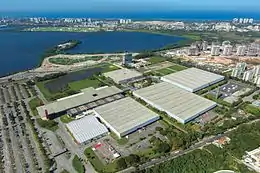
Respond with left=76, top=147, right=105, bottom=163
left=183, top=54, right=260, bottom=67
left=146, top=61, right=174, bottom=71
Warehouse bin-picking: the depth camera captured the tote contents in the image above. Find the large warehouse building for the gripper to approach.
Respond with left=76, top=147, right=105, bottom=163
left=94, top=97, right=160, bottom=138
left=133, top=82, right=217, bottom=124
left=66, top=115, right=108, bottom=145
left=37, top=86, right=123, bottom=119
left=161, top=68, right=225, bottom=92
left=104, top=68, right=143, bottom=84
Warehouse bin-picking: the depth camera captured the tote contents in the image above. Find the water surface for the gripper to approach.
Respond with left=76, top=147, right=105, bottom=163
left=0, top=31, right=184, bottom=76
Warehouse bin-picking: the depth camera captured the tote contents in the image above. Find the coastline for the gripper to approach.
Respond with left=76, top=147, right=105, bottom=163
left=37, top=40, right=81, bottom=67
left=0, top=30, right=192, bottom=78
left=32, top=29, right=193, bottom=56
left=22, top=27, right=200, bottom=40
left=120, top=29, right=198, bottom=50
left=0, top=52, right=127, bottom=83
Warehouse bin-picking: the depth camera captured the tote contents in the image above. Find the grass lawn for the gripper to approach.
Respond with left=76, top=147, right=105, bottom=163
left=36, top=118, right=59, bottom=131
left=100, top=64, right=120, bottom=73
left=156, top=68, right=175, bottom=76
left=72, top=155, right=85, bottom=173
left=243, top=104, right=260, bottom=116
left=36, top=80, right=53, bottom=99
left=136, top=148, right=162, bottom=159
left=84, top=148, right=117, bottom=173
left=49, top=56, right=103, bottom=65
left=29, top=97, right=43, bottom=116
left=204, top=94, right=231, bottom=107
left=68, top=78, right=102, bottom=91
left=85, top=148, right=104, bottom=172
left=37, top=78, right=101, bottom=101
left=36, top=80, right=68, bottom=101
left=65, top=126, right=77, bottom=143
left=110, top=132, right=129, bottom=145
left=148, top=56, right=167, bottom=64
left=137, top=147, right=155, bottom=157
left=60, top=115, right=75, bottom=123
left=168, top=64, right=188, bottom=71
left=149, top=71, right=163, bottom=77
left=159, top=120, right=170, bottom=128
left=152, top=64, right=187, bottom=76
left=49, top=58, right=75, bottom=65
left=117, top=138, right=129, bottom=145
left=182, top=34, right=201, bottom=40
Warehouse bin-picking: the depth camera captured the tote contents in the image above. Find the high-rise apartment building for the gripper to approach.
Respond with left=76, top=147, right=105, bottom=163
left=253, top=66, right=260, bottom=77
left=122, top=53, right=133, bottom=66
left=211, top=45, right=220, bottom=56
left=202, top=41, right=208, bottom=51
left=222, top=45, right=232, bottom=56
left=231, top=68, right=242, bottom=78
left=236, top=45, right=246, bottom=56
left=254, top=76, right=260, bottom=85
left=243, top=70, right=254, bottom=81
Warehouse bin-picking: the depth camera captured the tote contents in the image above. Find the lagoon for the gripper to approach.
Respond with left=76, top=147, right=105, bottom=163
left=0, top=31, right=184, bottom=76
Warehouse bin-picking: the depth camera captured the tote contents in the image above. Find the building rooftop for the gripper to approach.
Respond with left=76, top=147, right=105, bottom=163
left=37, top=86, right=122, bottom=118
left=252, top=100, right=260, bottom=107
left=133, top=82, right=216, bottom=123
left=94, top=97, right=160, bottom=136
left=161, top=68, right=225, bottom=92
left=104, top=68, right=143, bottom=84
left=247, top=147, right=260, bottom=162
left=214, top=171, right=235, bottom=173
left=66, top=115, right=108, bottom=144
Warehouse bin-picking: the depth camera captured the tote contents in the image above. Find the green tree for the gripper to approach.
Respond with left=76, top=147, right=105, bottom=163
left=156, top=142, right=171, bottom=153
left=117, top=158, right=127, bottom=169
left=155, top=127, right=163, bottom=131
left=125, top=154, right=140, bottom=166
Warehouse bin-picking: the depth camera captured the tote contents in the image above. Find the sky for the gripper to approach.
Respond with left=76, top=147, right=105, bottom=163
left=0, top=0, right=260, bottom=12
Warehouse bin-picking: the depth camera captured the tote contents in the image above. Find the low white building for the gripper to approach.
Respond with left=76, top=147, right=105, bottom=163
left=161, top=68, right=225, bottom=93
left=104, top=68, right=143, bottom=84
left=244, top=147, right=260, bottom=172
left=94, top=97, right=160, bottom=138
left=133, top=82, right=217, bottom=124
left=66, top=115, right=108, bottom=145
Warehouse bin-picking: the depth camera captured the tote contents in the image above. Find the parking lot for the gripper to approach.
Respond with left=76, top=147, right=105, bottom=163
left=0, top=82, right=32, bottom=104
left=0, top=82, right=46, bottom=173
left=123, top=121, right=167, bottom=154
left=210, top=81, right=245, bottom=99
